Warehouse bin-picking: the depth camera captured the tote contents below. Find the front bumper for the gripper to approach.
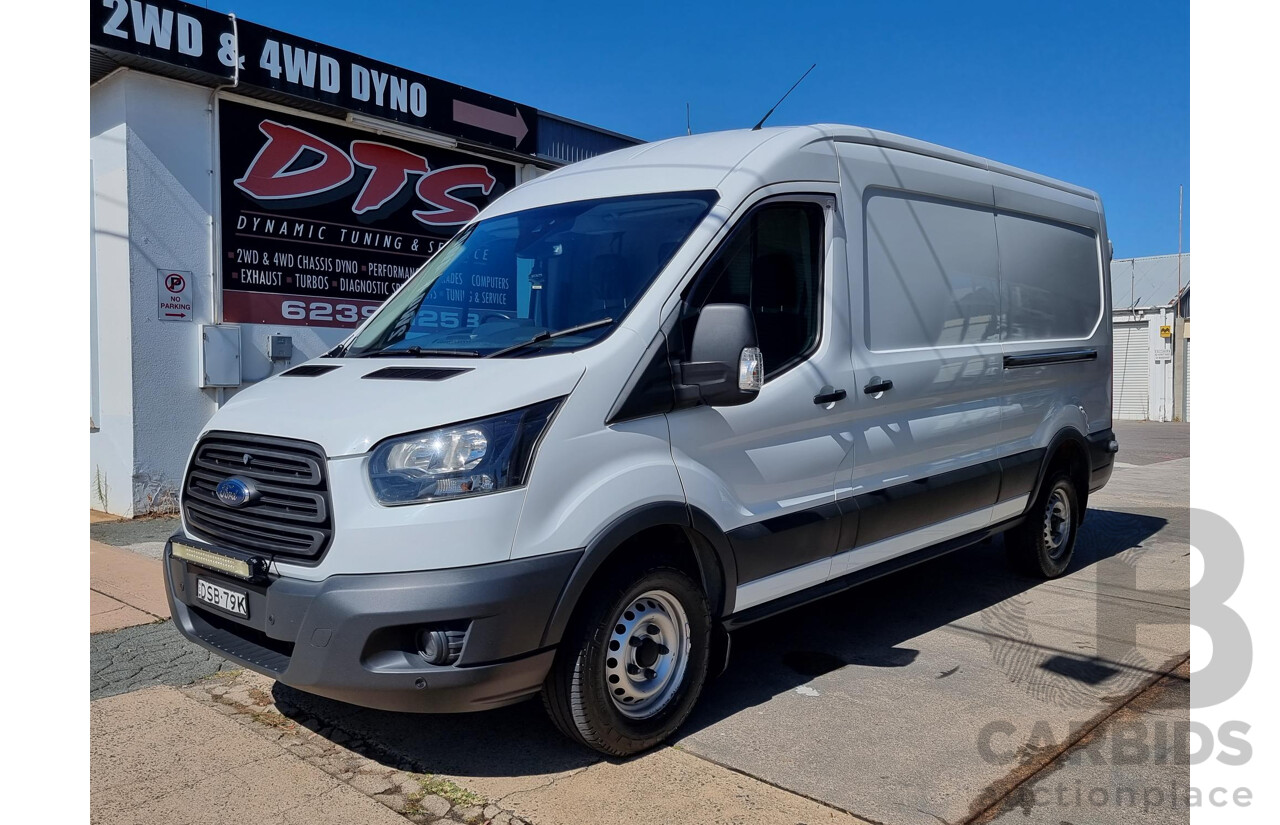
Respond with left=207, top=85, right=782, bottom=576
left=164, top=537, right=581, bottom=713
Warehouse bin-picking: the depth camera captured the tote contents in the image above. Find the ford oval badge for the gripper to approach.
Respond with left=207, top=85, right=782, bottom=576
left=215, top=476, right=259, bottom=508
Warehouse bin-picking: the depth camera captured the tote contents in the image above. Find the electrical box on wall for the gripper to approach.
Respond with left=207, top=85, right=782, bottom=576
left=200, top=324, right=242, bottom=387
left=267, top=334, right=293, bottom=361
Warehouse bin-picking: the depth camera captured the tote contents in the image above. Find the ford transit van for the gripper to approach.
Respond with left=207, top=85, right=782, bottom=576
left=165, top=125, right=1117, bottom=755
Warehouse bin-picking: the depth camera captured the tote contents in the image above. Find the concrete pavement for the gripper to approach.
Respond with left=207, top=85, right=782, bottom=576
left=90, top=540, right=169, bottom=633
left=190, top=669, right=868, bottom=825
left=92, top=659, right=869, bottom=825
left=985, top=661, right=1192, bottom=824
left=92, top=686, right=410, bottom=825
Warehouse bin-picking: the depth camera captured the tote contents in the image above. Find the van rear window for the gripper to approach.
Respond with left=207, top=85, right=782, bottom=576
left=995, top=213, right=1102, bottom=341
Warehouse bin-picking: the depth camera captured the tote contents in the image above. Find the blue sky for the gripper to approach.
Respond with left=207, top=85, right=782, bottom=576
left=207, top=0, right=1188, bottom=258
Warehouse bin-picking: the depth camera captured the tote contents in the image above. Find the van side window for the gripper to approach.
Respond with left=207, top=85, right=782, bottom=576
left=995, top=213, right=1101, bottom=341
left=864, top=193, right=1001, bottom=351
left=686, top=201, right=824, bottom=377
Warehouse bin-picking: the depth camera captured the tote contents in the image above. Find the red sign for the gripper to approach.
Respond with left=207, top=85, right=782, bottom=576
left=221, top=291, right=383, bottom=328
left=218, top=100, right=515, bottom=329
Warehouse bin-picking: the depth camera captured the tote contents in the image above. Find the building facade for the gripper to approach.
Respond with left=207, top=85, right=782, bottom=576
left=1110, top=253, right=1191, bottom=423
left=90, top=0, right=637, bottom=515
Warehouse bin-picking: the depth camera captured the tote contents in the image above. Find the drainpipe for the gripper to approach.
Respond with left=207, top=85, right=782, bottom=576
left=206, top=14, right=239, bottom=408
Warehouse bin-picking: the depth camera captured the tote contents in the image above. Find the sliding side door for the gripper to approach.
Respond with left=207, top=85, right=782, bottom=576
left=831, top=143, right=1006, bottom=578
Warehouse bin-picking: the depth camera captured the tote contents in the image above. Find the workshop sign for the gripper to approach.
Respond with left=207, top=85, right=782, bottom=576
left=90, top=0, right=539, bottom=154
left=218, top=100, right=515, bottom=328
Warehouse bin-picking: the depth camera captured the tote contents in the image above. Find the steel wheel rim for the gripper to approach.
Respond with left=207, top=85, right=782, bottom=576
left=603, top=589, right=691, bottom=719
left=1044, top=487, right=1072, bottom=560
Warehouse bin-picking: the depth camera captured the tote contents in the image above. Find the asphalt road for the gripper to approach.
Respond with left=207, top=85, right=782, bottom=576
left=91, top=421, right=1189, bottom=824
left=91, top=620, right=237, bottom=701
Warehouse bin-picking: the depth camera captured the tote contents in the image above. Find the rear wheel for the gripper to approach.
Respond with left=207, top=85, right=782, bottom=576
left=1006, top=470, right=1078, bottom=578
left=542, top=563, right=711, bottom=756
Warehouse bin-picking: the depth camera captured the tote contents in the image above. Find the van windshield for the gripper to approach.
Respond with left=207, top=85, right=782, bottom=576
left=344, top=190, right=718, bottom=358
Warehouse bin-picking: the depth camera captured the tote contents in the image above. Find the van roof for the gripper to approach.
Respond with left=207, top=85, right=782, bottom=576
left=488, top=125, right=1098, bottom=218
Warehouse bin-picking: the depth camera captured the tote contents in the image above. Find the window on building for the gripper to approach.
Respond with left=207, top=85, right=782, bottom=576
left=686, top=201, right=824, bottom=377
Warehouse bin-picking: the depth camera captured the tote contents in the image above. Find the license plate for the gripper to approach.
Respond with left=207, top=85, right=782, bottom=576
left=197, top=578, right=249, bottom=618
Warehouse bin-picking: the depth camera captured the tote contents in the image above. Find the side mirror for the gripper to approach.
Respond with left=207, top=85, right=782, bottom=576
left=680, top=304, right=763, bottom=407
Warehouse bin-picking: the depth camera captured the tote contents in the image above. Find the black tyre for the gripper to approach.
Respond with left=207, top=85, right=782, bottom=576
left=542, top=563, right=711, bottom=756
left=1006, top=470, right=1079, bottom=578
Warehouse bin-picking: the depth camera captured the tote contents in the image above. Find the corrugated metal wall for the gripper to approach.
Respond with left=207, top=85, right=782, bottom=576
left=536, top=114, right=639, bottom=165
left=1111, top=254, right=1190, bottom=311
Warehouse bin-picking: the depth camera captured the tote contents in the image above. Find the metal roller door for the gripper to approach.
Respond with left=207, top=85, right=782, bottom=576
left=1113, top=321, right=1149, bottom=420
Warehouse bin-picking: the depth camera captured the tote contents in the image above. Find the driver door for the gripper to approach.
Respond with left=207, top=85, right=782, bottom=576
left=666, top=193, right=855, bottom=612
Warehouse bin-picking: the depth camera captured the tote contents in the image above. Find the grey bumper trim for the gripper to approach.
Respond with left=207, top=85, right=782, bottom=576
left=165, top=540, right=582, bottom=713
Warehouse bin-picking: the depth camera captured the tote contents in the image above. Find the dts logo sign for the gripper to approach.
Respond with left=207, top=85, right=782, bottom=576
left=234, top=119, right=498, bottom=227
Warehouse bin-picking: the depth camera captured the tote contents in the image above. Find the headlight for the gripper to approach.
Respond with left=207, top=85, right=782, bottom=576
left=368, top=398, right=563, bottom=505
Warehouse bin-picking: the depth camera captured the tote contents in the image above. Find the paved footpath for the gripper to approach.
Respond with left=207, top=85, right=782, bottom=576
left=90, top=540, right=169, bottom=633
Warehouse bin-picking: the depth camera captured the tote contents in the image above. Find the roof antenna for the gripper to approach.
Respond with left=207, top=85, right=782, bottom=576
left=752, top=63, right=816, bottom=130
left=686, top=102, right=692, bottom=135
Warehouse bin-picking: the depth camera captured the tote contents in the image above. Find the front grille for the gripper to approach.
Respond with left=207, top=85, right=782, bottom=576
left=182, top=431, right=333, bottom=560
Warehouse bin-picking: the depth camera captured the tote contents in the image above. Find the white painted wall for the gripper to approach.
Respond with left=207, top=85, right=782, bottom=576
left=1148, top=307, right=1176, bottom=422
left=90, top=72, right=136, bottom=515
left=90, top=70, right=221, bottom=514
left=122, top=72, right=220, bottom=514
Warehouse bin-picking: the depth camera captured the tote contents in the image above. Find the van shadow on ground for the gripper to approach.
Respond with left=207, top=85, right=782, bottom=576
left=270, top=507, right=1168, bottom=779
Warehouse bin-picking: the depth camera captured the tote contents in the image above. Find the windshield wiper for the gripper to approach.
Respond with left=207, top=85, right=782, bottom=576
left=484, top=317, right=614, bottom=359
left=321, top=340, right=350, bottom=358
left=364, top=346, right=480, bottom=358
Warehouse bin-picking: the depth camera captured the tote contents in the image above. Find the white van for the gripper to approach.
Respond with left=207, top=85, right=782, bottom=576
left=166, top=125, right=1117, bottom=755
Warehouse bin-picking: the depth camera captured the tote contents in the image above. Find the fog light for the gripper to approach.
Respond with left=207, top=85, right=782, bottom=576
left=418, top=628, right=465, bottom=666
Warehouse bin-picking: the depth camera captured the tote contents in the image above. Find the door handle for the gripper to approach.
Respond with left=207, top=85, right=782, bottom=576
left=813, top=389, right=847, bottom=405
left=863, top=377, right=894, bottom=395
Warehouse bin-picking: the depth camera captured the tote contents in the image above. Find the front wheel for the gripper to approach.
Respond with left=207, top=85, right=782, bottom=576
left=1006, top=470, right=1079, bottom=578
left=542, top=564, right=711, bottom=756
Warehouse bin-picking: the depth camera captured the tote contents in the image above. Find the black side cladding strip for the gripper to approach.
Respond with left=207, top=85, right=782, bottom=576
left=729, top=455, right=1014, bottom=588
left=843, top=459, right=1002, bottom=549
left=723, top=515, right=1022, bottom=631
left=727, top=502, right=842, bottom=584
left=1003, top=349, right=1098, bottom=369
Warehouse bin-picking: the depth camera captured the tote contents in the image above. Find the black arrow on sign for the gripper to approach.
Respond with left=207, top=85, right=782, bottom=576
left=452, top=100, right=529, bottom=144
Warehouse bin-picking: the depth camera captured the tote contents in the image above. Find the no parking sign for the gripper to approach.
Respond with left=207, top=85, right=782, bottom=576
left=158, top=269, right=193, bottom=322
